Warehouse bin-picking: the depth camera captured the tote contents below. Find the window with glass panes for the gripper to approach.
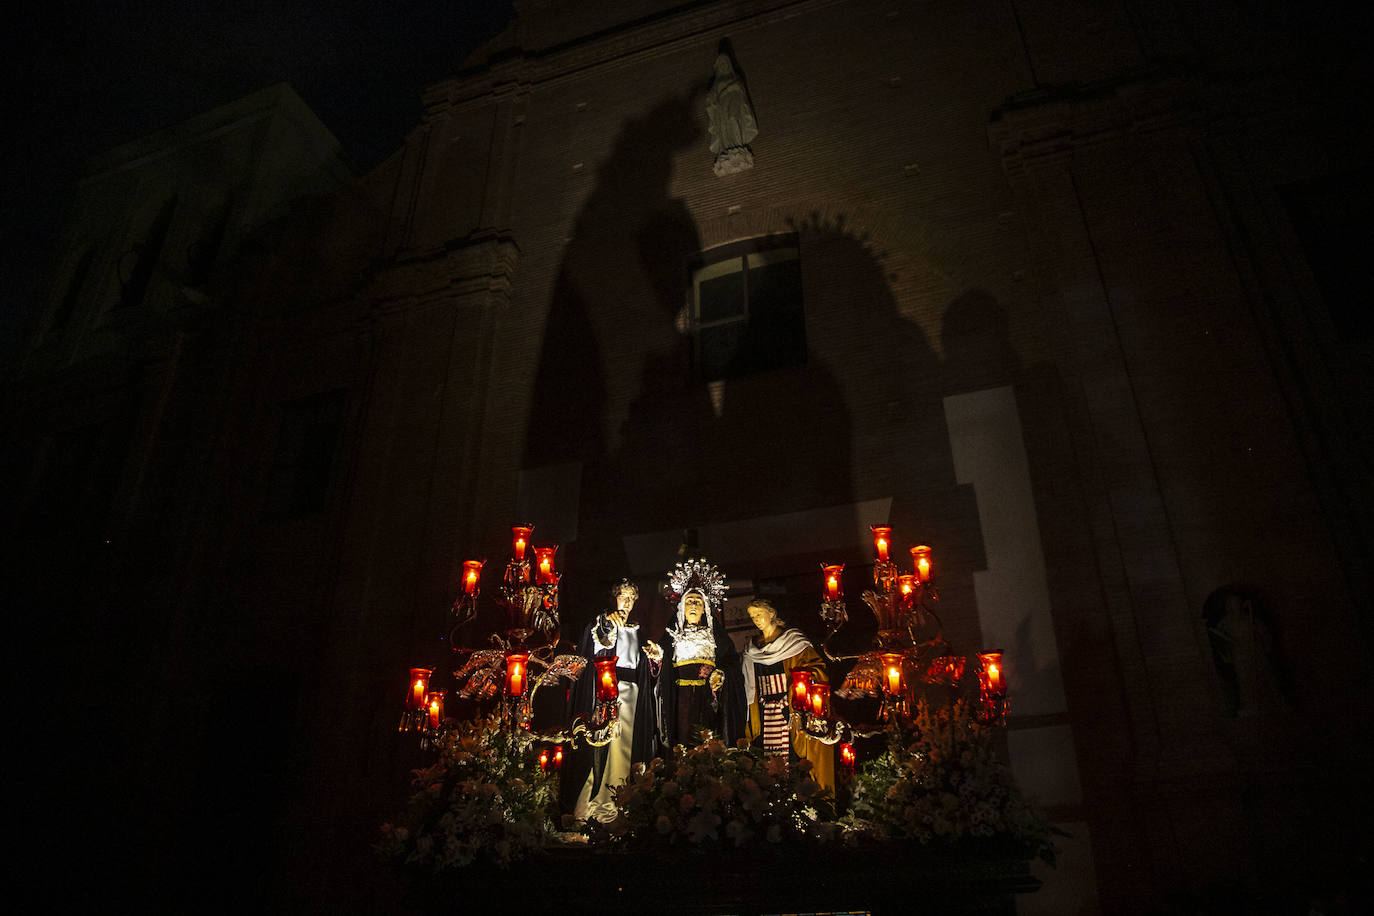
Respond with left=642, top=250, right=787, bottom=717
left=689, top=236, right=805, bottom=382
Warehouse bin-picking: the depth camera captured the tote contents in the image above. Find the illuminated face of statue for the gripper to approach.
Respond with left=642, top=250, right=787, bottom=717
left=747, top=602, right=781, bottom=638
left=683, top=593, right=706, bottom=626
left=610, top=585, right=638, bottom=626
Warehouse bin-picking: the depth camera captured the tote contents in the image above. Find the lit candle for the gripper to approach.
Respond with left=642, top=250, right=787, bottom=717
left=408, top=668, right=432, bottom=710
left=809, top=683, right=830, bottom=718
left=980, top=653, right=1003, bottom=691
left=978, top=650, right=1007, bottom=724
left=790, top=670, right=812, bottom=712
left=822, top=563, right=844, bottom=601
left=505, top=651, right=530, bottom=697
left=897, top=574, right=916, bottom=598
left=461, top=559, right=484, bottom=596
left=910, top=545, right=932, bottom=582
left=511, top=525, right=532, bottom=562
left=425, top=691, right=444, bottom=728
left=553, top=746, right=563, bottom=770
left=881, top=652, right=904, bottom=696
left=871, top=525, right=892, bottom=563
left=594, top=655, right=620, bottom=702
left=839, top=742, right=857, bottom=771
left=533, top=545, right=558, bottom=586
left=539, top=749, right=550, bottom=772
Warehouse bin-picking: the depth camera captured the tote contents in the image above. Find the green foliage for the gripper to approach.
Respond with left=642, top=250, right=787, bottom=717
left=840, top=700, right=1055, bottom=864
left=379, top=713, right=558, bottom=873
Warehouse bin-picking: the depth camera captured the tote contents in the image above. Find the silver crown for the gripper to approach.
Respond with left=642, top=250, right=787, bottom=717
left=668, top=558, right=728, bottom=611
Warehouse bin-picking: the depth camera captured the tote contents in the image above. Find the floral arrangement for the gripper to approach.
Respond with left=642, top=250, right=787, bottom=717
left=379, top=712, right=557, bottom=872
left=840, top=700, right=1055, bottom=864
left=602, top=738, right=840, bottom=849
left=381, top=702, right=1054, bottom=873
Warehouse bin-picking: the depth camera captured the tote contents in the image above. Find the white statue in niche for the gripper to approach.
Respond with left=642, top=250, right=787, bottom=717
left=706, top=52, right=758, bottom=176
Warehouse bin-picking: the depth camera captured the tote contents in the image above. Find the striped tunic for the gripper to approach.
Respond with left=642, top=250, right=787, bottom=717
left=756, top=669, right=789, bottom=757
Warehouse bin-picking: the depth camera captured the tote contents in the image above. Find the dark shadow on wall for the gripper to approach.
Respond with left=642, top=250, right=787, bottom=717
left=518, top=100, right=1032, bottom=656
left=522, top=92, right=710, bottom=621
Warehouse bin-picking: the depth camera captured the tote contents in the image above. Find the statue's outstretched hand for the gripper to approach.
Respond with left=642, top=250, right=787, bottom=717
left=642, top=640, right=663, bottom=663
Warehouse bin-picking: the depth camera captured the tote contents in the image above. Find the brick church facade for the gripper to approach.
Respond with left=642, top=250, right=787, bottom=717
left=8, top=2, right=1371, bottom=912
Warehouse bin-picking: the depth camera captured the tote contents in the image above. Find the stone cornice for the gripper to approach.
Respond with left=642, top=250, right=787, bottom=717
left=989, top=73, right=1202, bottom=177
left=422, top=0, right=847, bottom=116
left=989, top=66, right=1319, bottom=178
left=80, top=83, right=341, bottom=184
left=359, top=235, right=521, bottom=314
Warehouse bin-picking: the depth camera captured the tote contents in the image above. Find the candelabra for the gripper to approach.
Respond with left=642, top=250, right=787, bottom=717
left=806, top=526, right=1010, bottom=753
left=400, top=524, right=633, bottom=752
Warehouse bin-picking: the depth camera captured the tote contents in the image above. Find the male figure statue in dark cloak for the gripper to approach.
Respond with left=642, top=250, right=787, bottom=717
left=657, top=586, right=746, bottom=749
left=562, top=579, right=661, bottom=822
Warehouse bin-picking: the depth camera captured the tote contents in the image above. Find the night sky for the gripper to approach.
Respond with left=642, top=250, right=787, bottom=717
left=2, top=0, right=515, bottom=358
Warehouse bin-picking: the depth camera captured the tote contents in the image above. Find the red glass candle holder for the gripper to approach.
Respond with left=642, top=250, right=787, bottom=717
left=553, top=746, right=563, bottom=770
left=461, top=559, right=484, bottom=596
left=822, top=563, right=844, bottom=602
left=425, top=691, right=445, bottom=728
left=880, top=652, right=904, bottom=696
left=789, top=670, right=812, bottom=712
left=533, top=545, right=558, bottom=586
left=871, top=525, right=892, bottom=563
left=977, top=651, right=1008, bottom=724
left=808, top=683, right=830, bottom=719
left=839, top=742, right=857, bottom=772
left=539, top=749, right=551, bottom=772
left=407, top=668, right=433, bottom=711
left=505, top=651, right=530, bottom=697
left=594, top=655, right=620, bottom=703
left=910, top=545, right=932, bottom=582
left=510, top=525, right=533, bottom=562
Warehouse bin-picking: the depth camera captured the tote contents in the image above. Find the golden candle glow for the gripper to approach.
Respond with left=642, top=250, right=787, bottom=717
left=505, top=651, right=530, bottom=697
left=871, top=525, right=892, bottom=563
left=511, top=525, right=532, bottom=561
left=425, top=691, right=444, bottom=728
left=978, top=650, right=1008, bottom=724
left=408, top=668, right=432, bottom=710
left=462, top=559, right=484, bottom=596
left=790, top=670, right=812, bottom=712
left=980, top=653, right=1004, bottom=691
left=533, top=545, right=558, bottom=586
left=809, top=683, right=830, bottom=718
left=910, top=545, right=932, bottom=582
left=880, top=652, right=904, bottom=696
left=594, top=655, right=620, bottom=702
left=822, top=563, right=844, bottom=601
